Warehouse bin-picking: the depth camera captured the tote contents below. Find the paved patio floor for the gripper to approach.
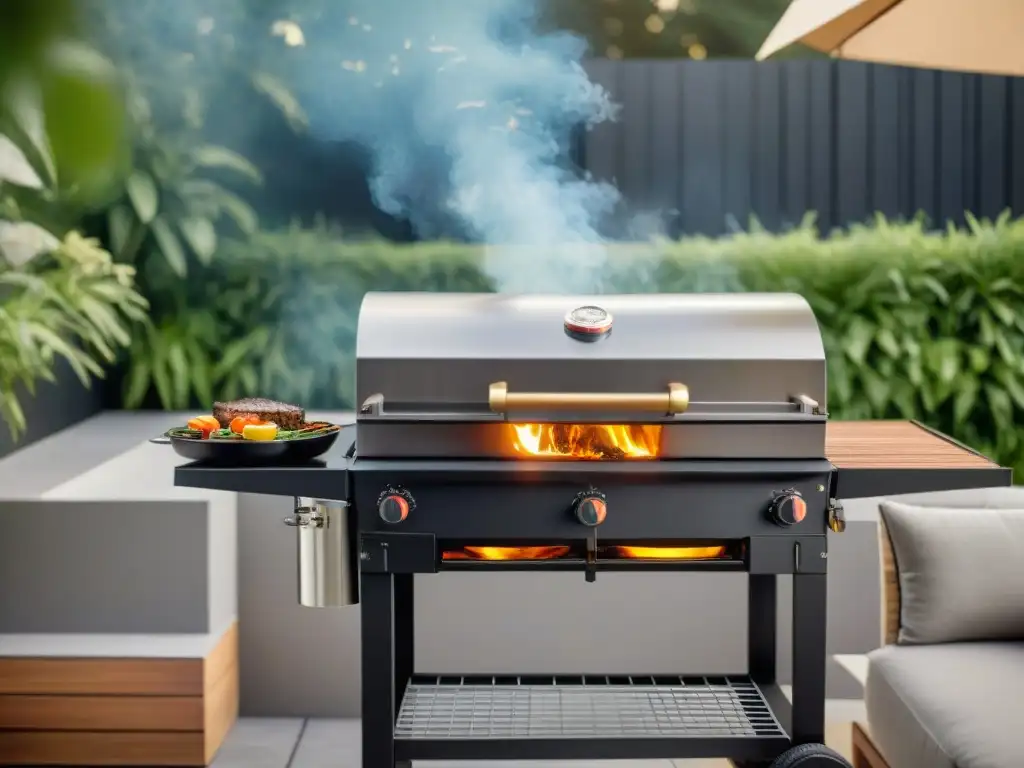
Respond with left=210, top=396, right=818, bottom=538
left=210, top=714, right=858, bottom=767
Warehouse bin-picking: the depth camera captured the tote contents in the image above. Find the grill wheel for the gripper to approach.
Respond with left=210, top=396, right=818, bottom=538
left=766, top=743, right=853, bottom=767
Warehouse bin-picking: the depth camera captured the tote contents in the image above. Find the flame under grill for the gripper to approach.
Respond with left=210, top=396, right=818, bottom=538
left=440, top=544, right=733, bottom=562
left=509, top=424, right=662, bottom=460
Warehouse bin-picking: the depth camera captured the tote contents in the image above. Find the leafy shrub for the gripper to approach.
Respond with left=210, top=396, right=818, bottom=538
left=127, top=213, right=1024, bottom=475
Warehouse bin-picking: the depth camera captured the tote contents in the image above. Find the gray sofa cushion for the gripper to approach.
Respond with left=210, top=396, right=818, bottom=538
left=879, top=501, right=1024, bottom=644
left=866, top=642, right=1024, bottom=768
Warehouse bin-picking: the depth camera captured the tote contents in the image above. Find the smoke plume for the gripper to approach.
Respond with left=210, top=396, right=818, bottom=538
left=283, top=0, right=621, bottom=293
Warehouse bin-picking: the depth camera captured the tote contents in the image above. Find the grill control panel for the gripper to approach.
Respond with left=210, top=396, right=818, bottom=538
left=378, top=487, right=415, bottom=524
left=572, top=490, right=608, bottom=527
left=768, top=490, right=807, bottom=527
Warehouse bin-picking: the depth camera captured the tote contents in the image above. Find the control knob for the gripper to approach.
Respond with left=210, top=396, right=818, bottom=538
left=378, top=487, right=414, bottom=524
left=769, top=490, right=807, bottom=527
left=573, top=490, right=607, bottom=527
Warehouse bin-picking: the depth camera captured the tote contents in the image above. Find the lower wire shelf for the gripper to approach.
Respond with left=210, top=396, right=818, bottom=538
left=394, top=674, right=792, bottom=762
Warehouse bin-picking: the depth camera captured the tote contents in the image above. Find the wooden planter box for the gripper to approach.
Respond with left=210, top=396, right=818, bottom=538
left=0, top=623, right=238, bottom=766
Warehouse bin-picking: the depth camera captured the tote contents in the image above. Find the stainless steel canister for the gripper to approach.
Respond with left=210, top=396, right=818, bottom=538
left=285, top=498, right=358, bottom=607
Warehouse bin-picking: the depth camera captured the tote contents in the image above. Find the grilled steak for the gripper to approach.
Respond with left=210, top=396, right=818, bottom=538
left=212, top=398, right=305, bottom=430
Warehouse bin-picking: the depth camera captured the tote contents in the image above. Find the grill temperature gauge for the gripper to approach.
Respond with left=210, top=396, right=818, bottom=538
left=378, top=487, right=415, bottom=524
left=573, top=490, right=608, bottom=527
left=769, top=490, right=807, bottom=527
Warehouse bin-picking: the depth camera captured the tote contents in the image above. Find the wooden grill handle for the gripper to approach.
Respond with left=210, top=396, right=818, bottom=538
left=488, top=381, right=689, bottom=415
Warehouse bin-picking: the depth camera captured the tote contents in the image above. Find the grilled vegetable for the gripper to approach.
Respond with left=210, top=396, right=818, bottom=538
left=242, top=422, right=279, bottom=441
left=229, top=414, right=263, bottom=434
left=187, top=415, right=221, bottom=438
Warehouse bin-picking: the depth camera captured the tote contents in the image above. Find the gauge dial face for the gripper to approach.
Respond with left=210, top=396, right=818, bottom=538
left=564, top=306, right=613, bottom=340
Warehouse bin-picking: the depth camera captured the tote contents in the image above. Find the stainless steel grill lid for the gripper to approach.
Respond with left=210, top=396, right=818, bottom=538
left=354, top=292, right=828, bottom=460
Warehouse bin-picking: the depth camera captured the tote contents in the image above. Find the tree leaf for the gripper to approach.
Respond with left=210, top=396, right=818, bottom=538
left=190, top=145, right=263, bottom=184
left=843, top=316, right=873, bottom=365
left=251, top=72, right=308, bottom=132
left=0, top=133, right=44, bottom=188
left=178, top=216, right=217, bottom=264
left=123, top=357, right=152, bottom=409
left=150, top=216, right=187, bottom=277
left=0, top=220, right=60, bottom=266
left=215, top=189, right=258, bottom=234
left=952, top=377, right=979, bottom=424
left=126, top=170, right=159, bottom=223
left=107, top=204, right=133, bottom=256
left=167, top=342, right=191, bottom=408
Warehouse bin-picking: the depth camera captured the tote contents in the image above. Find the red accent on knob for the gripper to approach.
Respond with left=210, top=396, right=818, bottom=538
left=576, top=496, right=607, bottom=526
left=379, top=495, right=410, bottom=524
left=792, top=497, right=807, bottom=523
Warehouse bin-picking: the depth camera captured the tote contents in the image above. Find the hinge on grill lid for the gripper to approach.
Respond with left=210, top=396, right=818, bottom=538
left=828, top=498, right=847, bottom=533
left=791, top=394, right=824, bottom=415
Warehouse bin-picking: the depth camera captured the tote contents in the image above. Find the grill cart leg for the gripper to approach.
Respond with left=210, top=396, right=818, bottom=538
left=361, top=573, right=412, bottom=768
left=791, top=573, right=827, bottom=746
left=748, top=574, right=777, bottom=684
left=393, top=573, right=415, bottom=708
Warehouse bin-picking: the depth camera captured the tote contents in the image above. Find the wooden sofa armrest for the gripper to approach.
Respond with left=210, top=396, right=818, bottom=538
left=879, top=518, right=901, bottom=646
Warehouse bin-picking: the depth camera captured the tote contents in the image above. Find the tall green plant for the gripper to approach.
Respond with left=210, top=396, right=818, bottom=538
left=0, top=105, right=146, bottom=439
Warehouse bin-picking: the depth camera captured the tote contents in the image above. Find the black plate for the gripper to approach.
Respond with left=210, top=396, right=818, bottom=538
left=152, top=428, right=341, bottom=466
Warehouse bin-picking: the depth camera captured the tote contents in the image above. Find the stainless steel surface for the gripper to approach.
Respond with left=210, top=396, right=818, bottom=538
left=355, top=420, right=827, bottom=460
left=488, top=381, right=690, bottom=415
left=395, top=675, right=785, bottom=739
left=292, top=498, right=358, bottom=608
left=356, top=293, right=827, bottom=411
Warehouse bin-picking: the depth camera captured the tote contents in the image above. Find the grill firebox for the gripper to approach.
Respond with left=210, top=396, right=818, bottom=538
left=174, top=292, right=1011, bottom=768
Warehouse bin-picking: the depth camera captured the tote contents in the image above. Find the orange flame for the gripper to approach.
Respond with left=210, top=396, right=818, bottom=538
left=508, top=424, right=662, bottom=460
left=441, top=546, right=571, bottom=561
left=614, top=545, right=728, bottom=560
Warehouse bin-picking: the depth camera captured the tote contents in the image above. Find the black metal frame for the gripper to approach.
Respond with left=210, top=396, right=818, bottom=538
left=359, top=529, right=827, bottom=767
left=167, top=420, right=1012, bottom=768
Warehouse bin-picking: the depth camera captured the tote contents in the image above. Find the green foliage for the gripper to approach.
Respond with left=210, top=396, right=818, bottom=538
left=0, top=225, right=148, bottom=439
left=127, top=213, right=1024, bottom=475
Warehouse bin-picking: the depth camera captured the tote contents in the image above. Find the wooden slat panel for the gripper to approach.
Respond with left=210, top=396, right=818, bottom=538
left=648, top=61, right=682, bottom=238
left=0, top=731, right=204, bottom=766
left=782, top=59, right=812, bottom=225
left=752, top=62, right=783, bottom=230
left=938, top=70, right=966, bottom=225
left=835, top=62, right=871, bottom=224
left=204, top=665, right=239, bottom=764
left=870, top=66, right=901, bottom=219
left=807, top=61, right=834, bottom=230
left=0, top=659, right=203, bottom=696
left=851, top=722, right=893, bottom=768
left=203, top=624, right=240, bottom=763
left=680, top=61, right=724, bottom=236
left=0, top=695, right=202, bottom=731
left=203, top=623, right=238, bottom=690
left=826, top=421, right=996, bottom=469
left=977, top=76, right=1009, bottom=219
left=720, top=61, right=755, bottom=226
left=879, top=520, right=901, bottom=646
left=619, top=60, right=652, bottom=213
left=911, top=69, right=938, bottom=216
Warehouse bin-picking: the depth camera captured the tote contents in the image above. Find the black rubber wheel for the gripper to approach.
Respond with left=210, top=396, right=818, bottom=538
left=769, top=743, right=852, bottom=767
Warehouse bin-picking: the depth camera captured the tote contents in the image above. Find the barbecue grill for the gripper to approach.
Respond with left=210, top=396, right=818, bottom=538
left=176, top=292, right=1010, bottom=768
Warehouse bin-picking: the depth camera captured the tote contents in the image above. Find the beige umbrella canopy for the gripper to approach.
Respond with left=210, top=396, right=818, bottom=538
left=756, top=0, right=1024, bottom=77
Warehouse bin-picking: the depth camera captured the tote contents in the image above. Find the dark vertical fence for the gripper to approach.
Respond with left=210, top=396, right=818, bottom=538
left=582, top=59, right=1024, bottom=236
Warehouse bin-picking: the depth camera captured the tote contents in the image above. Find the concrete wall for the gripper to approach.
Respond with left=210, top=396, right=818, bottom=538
left=0, top=414, right=237, bottom=637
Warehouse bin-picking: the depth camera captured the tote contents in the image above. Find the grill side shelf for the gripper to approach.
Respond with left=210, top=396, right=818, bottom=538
left=827, top=420, right=1011, bottom=499
left=173, top=425, right=355, bottom=499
